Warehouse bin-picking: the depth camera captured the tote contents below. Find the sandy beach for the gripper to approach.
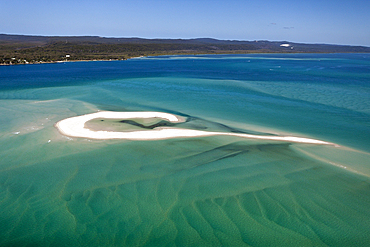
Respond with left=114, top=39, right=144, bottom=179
left=55, top=111, right=334, bottom=145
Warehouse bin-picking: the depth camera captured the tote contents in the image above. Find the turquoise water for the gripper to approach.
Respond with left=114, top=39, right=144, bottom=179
left=0, top=54, right=370, bottom=246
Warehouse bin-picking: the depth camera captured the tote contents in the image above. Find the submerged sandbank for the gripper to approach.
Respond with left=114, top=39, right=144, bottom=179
left=55, top=111, right=335, bottom=145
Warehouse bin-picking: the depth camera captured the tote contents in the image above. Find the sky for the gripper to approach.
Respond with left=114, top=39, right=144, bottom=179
left=1, top=0, right=369, bottom=46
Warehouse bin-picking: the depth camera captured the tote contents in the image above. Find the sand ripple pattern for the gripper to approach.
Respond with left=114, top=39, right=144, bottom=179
left=1, top=140, right=369, bottom=246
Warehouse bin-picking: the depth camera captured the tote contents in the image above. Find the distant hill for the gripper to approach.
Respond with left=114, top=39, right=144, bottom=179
left=1, top=34, right=369, bottom=65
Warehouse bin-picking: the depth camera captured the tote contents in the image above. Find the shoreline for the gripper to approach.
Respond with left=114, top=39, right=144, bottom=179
left=2, top=52, right=366, bottom=66
left=0, top=58, right=127, bottom=66
left=55, top=111, right=336, bottom=145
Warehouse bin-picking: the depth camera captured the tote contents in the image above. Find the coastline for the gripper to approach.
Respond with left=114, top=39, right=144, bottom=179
left=3, top=52, right=368, bottom=66
left=2, top=34, right=369, bottom=66
left=0, top=58, right=128, bottom=66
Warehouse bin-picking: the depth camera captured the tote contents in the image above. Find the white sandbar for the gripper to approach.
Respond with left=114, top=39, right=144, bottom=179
left=55, top=111, right=334, bottom=145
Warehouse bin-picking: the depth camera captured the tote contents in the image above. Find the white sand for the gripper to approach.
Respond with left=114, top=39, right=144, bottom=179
left=55, top=111, right=334, bottom=145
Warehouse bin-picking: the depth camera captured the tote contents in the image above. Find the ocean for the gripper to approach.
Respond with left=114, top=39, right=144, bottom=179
left=0, top=53, right=369, bottom=246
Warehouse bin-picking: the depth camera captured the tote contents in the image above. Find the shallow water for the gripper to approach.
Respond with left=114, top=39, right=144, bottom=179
left=0, top=54, right=369, bottom=246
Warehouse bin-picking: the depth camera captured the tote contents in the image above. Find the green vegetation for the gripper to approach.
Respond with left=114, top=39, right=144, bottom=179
left=1, top=34, right=369, bottom=65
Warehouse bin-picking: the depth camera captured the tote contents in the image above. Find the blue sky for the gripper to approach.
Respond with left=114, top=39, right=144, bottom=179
left=1, top=0, right=369, bottom=46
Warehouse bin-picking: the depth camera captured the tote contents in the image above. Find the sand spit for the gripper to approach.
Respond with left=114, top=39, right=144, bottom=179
left=55, top=111, right=334, bottom=145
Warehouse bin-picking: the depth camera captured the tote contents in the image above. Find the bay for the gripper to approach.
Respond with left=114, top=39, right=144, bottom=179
left=0, top=53, right=369, bottom=246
